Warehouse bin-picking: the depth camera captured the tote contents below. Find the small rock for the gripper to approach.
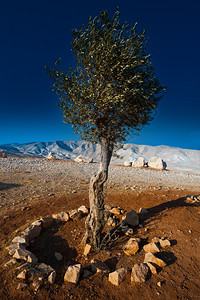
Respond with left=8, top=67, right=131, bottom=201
left=52, top=212, right=69, bottom=222
left=157, top=281, right=162, bottom=287
left=48, top=271, right=56, bottom=284
left=159, top=239, right=171, bottom=248
left=131, top=263, right=149, bottom=282
left=31, top=220, right=42, bottom=226
left=124, top=210, right=139, bottom=227
left=13, top=249, right=38, bottom=264
left=11, top=236, right=29, bottom=246
left=36, top=263, right=54, bottom=273
left=144, top=252, right=166, bottom=267
left=109, top=207, right=121, bottom=215
left=107, top=217, right=118, bottom=227
left=146, top=262, right=158, bottom=275
left=64, top=264, right=82, bottom=284
left=143, top=242, right=160, bottom=254
left=69, top=209, right=85, bottom=220
left=90, top=259, right=110, bottom=274
left=6, top=243, right=26, bottom=255
left=125, top=228, right=134, bottom=236
left=123, top=238, right=140, bottom=256
left=17, top=270, right=27, bottom=280
left=124, top=161, right=132, bottom=167
left=109, top=267, right=128, bottom=286
left=77, top=205, right=89, bottom=215
left=84, top=244, right=91, bottom=256
left=55, top=252, right=63, bottom=261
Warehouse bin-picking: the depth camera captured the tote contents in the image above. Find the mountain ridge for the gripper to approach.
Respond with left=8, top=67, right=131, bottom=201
left=0, top=140, right=200, bottom=174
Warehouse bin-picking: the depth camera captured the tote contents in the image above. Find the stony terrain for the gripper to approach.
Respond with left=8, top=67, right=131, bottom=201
left=0, top=157, right=199, bottom=215
left=0, top=157, right=200, bottom=299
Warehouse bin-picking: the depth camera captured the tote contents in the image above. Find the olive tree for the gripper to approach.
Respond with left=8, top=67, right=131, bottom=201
left=46, top=10, right=165, bottom=251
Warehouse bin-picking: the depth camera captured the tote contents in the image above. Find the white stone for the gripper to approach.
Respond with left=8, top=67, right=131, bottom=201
left=69, top=209, right=84, bottom=220
left=84, top=244, right=91, bottom=256
left=143, top=242, right=160, bottom=254
left=109, top=268, right=128, bottom=285
left=131, top=263, right=149, bottom=282
left=124, top=161, right=132, bottom=167
left=11, top=236, right=29, bottom=246
left=148, top=157, right=167, bottom=170
left=144, top=252, right=166, bottom=267
left=17, top=270, right=27, bottom=280
left=13, top=249, right=38, bottom=264
left=159, top=239, right=171, bottom=248
left=74, top=155, right=93, bottom=163
left=78, top=205, right=89, bottom=215
left=123, top=238, right=140, bottom=256
left=31, top=220, right=43, bottom=226
left=132, top=157, right=145, bottom=168
left=64, top=264, right=81, bottom=284
left=52, top=212, right=69, bottom=222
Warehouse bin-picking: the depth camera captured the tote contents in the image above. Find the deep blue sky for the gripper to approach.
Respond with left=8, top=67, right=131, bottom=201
left=0, top=0, right=200, bottom=150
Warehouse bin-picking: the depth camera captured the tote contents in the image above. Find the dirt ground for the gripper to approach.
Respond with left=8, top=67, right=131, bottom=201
left=0, top=168, right=200, bottom=299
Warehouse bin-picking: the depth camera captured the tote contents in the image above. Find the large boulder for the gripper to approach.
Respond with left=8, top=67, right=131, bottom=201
left=132, top=157, right=145, bottom=168
left=74, top=155, right=93, bottom=163
left=148, top=157, right=167, bottom=170
left=124, top=161, right=132, bottom=167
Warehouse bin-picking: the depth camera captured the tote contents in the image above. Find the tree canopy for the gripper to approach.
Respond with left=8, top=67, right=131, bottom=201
left=46, top=9, right=165, bottom=145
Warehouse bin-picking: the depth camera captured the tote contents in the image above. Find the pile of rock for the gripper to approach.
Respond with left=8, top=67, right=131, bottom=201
left=124, top=156, right=167, bottom=170
left=4, top=205, right=89, bottom=290
left=4, top=203, right=174, bottom=290
left=64, top=236, right=171, bottom=286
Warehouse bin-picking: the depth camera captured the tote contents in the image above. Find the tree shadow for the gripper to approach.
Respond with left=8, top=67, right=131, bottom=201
left=0, top=182, right=22, bottom=191
left=139, top=196, right=200, bottom=224
left=29, top=221, right=78, bottom=282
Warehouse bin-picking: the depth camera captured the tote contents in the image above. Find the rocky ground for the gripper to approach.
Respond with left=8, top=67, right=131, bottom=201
left=0, top=157, right=200, bottom=299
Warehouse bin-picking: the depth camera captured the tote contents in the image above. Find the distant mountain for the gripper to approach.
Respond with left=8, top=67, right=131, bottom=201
left=0, top=141, right=200, bottom=174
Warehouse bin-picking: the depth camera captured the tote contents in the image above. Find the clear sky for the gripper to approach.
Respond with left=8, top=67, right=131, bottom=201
left=0, top=0, right=200, bottom=150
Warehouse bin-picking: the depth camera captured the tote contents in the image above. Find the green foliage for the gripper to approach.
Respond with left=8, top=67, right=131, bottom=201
left=46, top=9, right=166, bottom=144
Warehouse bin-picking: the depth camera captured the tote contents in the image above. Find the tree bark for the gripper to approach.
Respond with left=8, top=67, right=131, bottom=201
left=83, top=138, right=113, bottom=250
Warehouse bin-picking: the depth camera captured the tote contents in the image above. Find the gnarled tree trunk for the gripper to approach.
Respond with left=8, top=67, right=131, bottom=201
left=83, top=138, right=113, bottom=250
